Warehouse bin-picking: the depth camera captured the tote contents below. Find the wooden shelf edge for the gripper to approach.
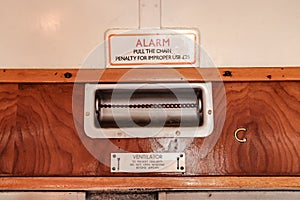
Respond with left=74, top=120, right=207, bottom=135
left=0, top=67, right=300, bottom=83
left=0, top=177, right=299, bottom=191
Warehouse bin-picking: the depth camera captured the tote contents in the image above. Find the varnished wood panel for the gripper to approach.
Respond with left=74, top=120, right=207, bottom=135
left=1, top=177, right=300, bottom=190
left=0, top=67, right=300, bottom=83
left=193, top=82, right=300, bottom=175
left=0, top=82, right=299, bottom=176
left=0, top=84, right=17, bottom=175
left=0, top=84, right=102, bottom=176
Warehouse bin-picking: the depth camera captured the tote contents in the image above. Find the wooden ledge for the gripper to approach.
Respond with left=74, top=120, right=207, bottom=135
left=0, top=177, right=299, bottom=191
left=0, top=67, right=300, bottom=83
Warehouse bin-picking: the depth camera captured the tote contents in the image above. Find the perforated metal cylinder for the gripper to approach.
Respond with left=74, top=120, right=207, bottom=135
left=95, top=86, right=203, bottom=128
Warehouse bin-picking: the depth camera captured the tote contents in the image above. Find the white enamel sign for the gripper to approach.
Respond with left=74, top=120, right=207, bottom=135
left=106, top=29, right=199, bottom=67
left=111, top=153, right=185, bottom=173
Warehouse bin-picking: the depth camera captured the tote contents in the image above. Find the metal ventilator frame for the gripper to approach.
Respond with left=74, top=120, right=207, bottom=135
left=84, top=82, right=214, bottom=138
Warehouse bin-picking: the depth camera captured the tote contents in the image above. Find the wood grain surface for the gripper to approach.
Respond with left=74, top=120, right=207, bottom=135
left=0, top=67, right=300, bottom=83
left=0, top=84, right=18, bottom=175
left=1, top=177, right=300, bottom=190
left=0, top=82, right=299, bottom=176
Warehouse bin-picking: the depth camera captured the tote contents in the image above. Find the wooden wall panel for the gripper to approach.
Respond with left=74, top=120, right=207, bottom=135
left=0, top=82, right=299, bottom=176
left=219, top=82, right=300, bottom=175
left=0, top=84, right=18, bottom=175
left=0, top=84, right=102, bottom=176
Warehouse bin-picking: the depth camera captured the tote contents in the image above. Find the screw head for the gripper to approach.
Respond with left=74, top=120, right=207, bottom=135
left=64, top=72, right=72, bottom=79
left=223, top=71, right=232, bottom=77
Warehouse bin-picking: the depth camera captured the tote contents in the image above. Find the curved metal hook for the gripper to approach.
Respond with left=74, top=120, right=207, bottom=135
left=234, top=127, right=248, bottom=143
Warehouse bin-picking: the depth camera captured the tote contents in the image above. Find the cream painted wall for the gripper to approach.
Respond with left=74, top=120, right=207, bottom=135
left=0, top=0, right=299, bottom=68
left=0, top=0, right=138, bottom=68
left=163, top=0, right=300, bottom=67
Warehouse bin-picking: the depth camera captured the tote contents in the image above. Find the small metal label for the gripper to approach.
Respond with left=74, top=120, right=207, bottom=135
left=111, top=153, right=185, bottom=173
